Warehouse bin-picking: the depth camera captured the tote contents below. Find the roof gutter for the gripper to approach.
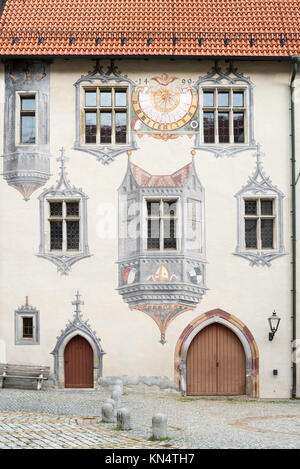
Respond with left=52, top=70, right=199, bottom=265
left=290, top=55, right=300, bottom=399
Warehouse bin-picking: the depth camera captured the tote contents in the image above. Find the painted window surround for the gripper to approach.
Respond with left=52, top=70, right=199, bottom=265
left=234, top=147, right=285, bottom=266
left=194, top=62, right=257, bottom=157
left=74, top=59, right=137, bottom=165
left=37, top=148, right=91, bottom=275
left=15, top=299, right=40, bottom=345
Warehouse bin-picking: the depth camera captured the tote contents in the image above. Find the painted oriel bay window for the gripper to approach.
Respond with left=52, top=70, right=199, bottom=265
left=118, top=157, right=207, bottom=343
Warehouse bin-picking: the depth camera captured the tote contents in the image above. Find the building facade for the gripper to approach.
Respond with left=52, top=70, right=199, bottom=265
left=0, top=0, right=299, bottom=398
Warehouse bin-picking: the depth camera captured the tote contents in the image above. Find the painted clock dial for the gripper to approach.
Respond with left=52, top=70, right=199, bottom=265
left=132, top=74, right=198, bottom=131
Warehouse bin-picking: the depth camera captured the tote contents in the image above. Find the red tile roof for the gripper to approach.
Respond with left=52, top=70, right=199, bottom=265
left=0, top=0, right=299, bottom=57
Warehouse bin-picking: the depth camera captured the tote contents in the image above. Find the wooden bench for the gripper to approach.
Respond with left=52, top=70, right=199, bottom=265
left=0, top=364, right=50, bottom=390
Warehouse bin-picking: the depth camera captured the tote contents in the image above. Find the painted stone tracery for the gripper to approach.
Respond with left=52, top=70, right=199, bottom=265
left=118, top=157, right=207, bottom=344
left=51, top=291, right=105, bottom=388
left=74, top=59, right=137, bottom=165
left=37, top=148, right=91, bottom=275
left=234, top=146, right=285, bottom=266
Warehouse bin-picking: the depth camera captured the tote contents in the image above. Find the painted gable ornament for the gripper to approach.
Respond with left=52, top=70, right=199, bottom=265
left=118, top=155, right=207, bottom=344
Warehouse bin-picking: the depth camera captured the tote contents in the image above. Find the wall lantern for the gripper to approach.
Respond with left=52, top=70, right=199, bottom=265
left=268, top=310, right=281, bottom=341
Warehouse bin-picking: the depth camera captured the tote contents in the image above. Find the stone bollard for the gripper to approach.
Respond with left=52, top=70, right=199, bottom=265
left=152, top=413, right=167, bottom=440
left=117, top=407, right=131, bottom=431
left=102, top=403, right=115, bottom=423
left=112, top=384, right=123, bottom=396
left=105, top=398, right=117, bottom=414
left=111, top=389, right=121, bottom=408
left=114, top=379, right=124, bottom=393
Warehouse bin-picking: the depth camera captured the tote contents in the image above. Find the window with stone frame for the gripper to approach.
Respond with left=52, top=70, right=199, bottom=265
left=48, top=199, right=80, bottom=252
left=202, top=88, right=247, bottom=145
left=83, top=87, right=128, bottom=145
left=145, top=198, right=179, bottom=251
left=243, top=198, right=276, bottom=250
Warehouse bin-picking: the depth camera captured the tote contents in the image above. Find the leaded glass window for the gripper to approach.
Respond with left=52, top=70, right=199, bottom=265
left=202, top=89, right=246, bottom=144
left=83, top=87, right=128, bottom=145
left=146, top=198, right=178, bottom=251
left=244, top=198, right=275, bottom=250
left=48, top=200, right=80, bottom=251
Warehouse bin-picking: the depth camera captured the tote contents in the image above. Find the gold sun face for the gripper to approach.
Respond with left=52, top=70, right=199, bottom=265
left=132, top=75, right=198, bottom=132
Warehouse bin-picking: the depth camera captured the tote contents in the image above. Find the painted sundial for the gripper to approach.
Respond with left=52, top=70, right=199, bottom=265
left=132, top=74, right=198, bottom=132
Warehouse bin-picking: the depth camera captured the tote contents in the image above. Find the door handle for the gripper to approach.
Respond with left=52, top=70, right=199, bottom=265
left=216, top=362, right=219, bottom=367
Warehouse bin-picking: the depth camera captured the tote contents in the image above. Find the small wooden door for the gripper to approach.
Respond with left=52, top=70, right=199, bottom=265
left=186, top=323, right=246, bottom=396
left=64, top=335, right=94, bottom=388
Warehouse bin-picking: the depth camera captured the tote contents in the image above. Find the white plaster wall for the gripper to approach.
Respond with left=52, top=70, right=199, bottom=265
left=0, top=58, right=298, bottom=398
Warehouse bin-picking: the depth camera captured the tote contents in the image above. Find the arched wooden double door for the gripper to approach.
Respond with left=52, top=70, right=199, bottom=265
left=186, top=323, right=246, bottom=396
left=64, top=335, right=94, bottom=388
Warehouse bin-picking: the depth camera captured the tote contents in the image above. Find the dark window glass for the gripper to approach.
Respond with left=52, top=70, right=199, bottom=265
left=245, top=200, right=257, bottom=215
left=147, top=219, right=160, bottom=249
left=147, top=201, right=160, bottom=216
left=66, top=201, right=79, bottom=217
left=100, top=112, right=112, bottom=143
left=234, top=112, right=245, bottom=143
left=261, top=219, right=273, bottom=248
left=261, top=200, right=273, bottom=215
left=245, top=219, right=257, bottom=248
left=66, top=220, right=80, bottom=250
left=115, top=111, right=127, bottom=144
left=218, top=112, right=230, bottom=143
left=50, top=221, right=63, bottom=250
left=21, top=115, right=35, bottom=144
left=218, top=92, right=229, bottom=107
left=22, top=317, right=33, bottom=338
left=85, top=91, right=97, bottom=107
left=49, top=202, right=63, bottom=217
left=100, top=90, right=112, bottom=107
left=233, top=92, right=244, bottom=107
left=203, top=91, right=214, bottom=107
left=115, top=90, right=127, bottom=107
left=163, top=200, right=177, bottom=217
left=85, top=112, right=97, bottom=143
left=203, top=112, right=215, bottom=143
left=163, top=219, right=177, bottom=249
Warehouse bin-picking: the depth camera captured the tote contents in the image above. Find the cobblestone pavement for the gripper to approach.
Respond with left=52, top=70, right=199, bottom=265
left=0, top=388, right=300, bottom=448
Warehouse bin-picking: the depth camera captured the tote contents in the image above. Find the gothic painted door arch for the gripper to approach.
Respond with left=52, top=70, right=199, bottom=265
left=64, top=335, right=94, bottom=388
left=186, top=323, right=246, bottom=396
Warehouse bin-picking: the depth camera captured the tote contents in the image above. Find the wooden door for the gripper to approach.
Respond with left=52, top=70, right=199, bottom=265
left=64, top=335, right=93, bottom=388
left=186, top=323, right=246, bottom=396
